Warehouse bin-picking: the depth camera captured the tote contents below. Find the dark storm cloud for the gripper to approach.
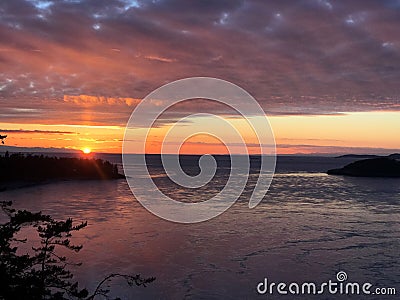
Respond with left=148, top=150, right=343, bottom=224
left=0, top=0, right=399, bottom=125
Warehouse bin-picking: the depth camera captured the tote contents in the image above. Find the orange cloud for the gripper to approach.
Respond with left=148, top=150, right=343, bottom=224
left=144, top=55, right=177, bottom=63
left=63, top=95, right=141, bottom=107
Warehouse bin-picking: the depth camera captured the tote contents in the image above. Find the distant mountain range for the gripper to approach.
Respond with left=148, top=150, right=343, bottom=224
left=336, top=153, right=400, bottom=159
left=0, top=145, right=80, bottom=153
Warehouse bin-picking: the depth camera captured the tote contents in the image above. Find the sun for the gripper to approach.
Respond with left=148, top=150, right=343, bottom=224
left=82, top=147, right=92, bottom=154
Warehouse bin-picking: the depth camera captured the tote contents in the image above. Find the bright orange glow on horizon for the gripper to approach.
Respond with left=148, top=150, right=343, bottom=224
left=82, top=147, right=92, bottom=154
left=1, top=111, right=399, bottom=155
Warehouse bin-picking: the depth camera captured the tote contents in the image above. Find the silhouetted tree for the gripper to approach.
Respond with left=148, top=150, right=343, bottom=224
left=0, top=201, right=155, bottom=300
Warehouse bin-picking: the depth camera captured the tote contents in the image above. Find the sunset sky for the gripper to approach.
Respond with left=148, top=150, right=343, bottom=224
left=0, top=0, right=399, bottom=154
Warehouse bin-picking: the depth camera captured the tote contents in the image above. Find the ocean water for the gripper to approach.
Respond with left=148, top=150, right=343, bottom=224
left=1, top=155, right=399, bottom=299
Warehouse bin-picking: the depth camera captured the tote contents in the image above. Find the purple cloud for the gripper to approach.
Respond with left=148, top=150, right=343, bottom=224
left=0, top=0, right=399, bottom=125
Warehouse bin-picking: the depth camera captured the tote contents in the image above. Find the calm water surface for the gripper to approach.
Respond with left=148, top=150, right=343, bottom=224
left=1, top=156, right=399, bottom=299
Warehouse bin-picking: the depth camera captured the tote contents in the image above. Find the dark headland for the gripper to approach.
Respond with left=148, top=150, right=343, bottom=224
left=328, top=154, right=400, bottom=177
left=0, top=153, right=124, bottom=191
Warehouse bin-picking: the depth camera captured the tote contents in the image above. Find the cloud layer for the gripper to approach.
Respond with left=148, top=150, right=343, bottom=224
left=0, top=0, right=400, bottom=125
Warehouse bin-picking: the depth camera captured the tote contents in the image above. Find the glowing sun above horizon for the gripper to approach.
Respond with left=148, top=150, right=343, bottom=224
left=82, top=147, right=92, bottom=154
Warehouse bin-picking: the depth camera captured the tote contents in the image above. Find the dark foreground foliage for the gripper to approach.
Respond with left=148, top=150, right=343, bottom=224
left=0, top=201, right=155, bottom=300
